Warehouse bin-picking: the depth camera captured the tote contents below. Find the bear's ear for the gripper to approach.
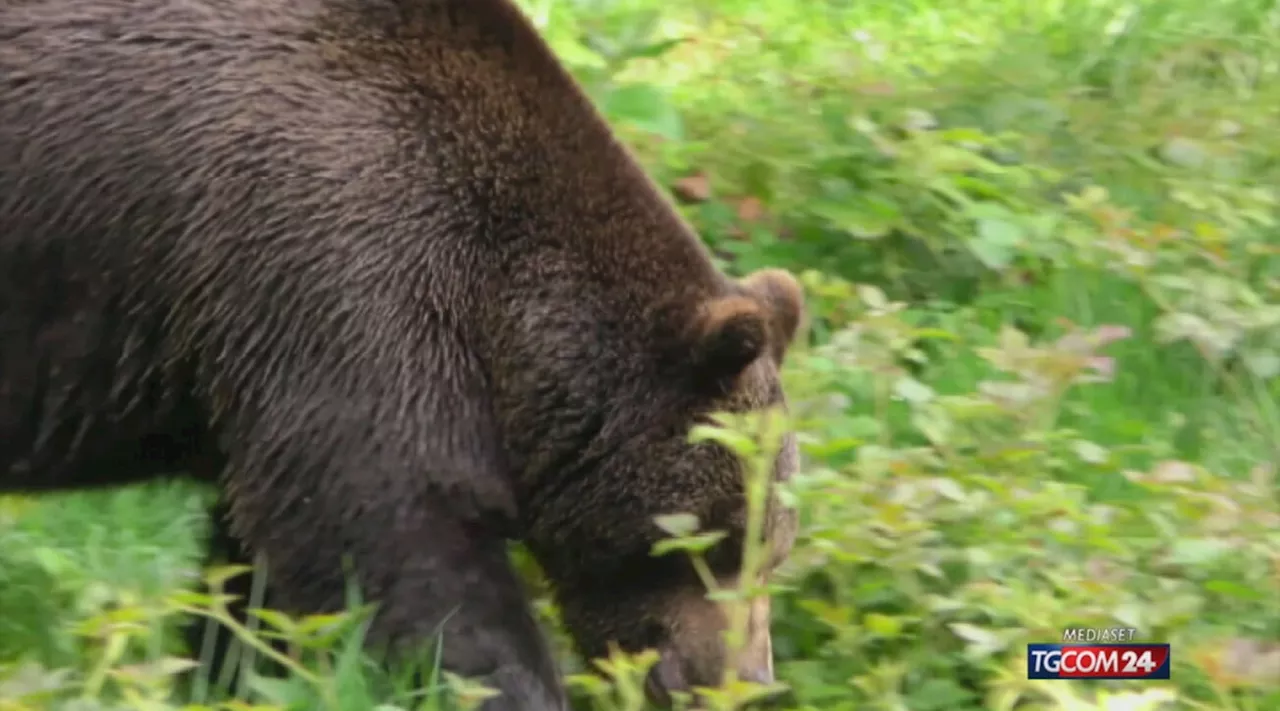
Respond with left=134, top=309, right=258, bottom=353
left=690, top=296, right=770, bottom=384
left=739, top=268, right=804, bottom=365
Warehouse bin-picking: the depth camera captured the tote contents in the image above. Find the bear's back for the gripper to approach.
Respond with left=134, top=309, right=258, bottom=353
left=0, top=0, right=729, bottom=493
left=1, top=0, right=411, bottom=486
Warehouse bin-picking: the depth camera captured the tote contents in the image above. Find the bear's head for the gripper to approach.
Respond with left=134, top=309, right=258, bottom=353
left=516, top=267, right=804, bottom=707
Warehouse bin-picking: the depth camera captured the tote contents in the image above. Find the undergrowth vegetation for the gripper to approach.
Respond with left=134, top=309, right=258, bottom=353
left=3, top=0, right=1279, bottom=709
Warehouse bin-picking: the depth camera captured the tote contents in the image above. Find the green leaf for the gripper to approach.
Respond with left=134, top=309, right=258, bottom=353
left=246, top=608, right=298, bottom=635
left=653, top=513, right=700, bottom=537
left=905, top=678, right=978, bottom=711
left=602, top=83, right=683, bottom=140
left=893, top=376, right=934, bottom=404
left=547, top=34, right=607, bottom=70
left=652, top=531, right=727, bottom=557
left=1204, top=579, right=1265, bottom=601
left=862, top=613, right=905, bottom=638
left=689, top=423, right=758, bottom=456
left=1073, top=439, right=1110, bottom=464
left=1169, top=537, right=1232, bottom=566
left=246, top=673, right=311, bottom=705
left=857, top=284, right=888, bottom=309
left=1242, top=347, right=1280, bottom=378
left=968, top=214, right=1024, bottom=269
left=949, top=622, right=1007, bottom=657
left=202, top=564, right=255, bottom=590
left=618, top=37, right=686, bottom=62
left=929, top=477, right=967, bottom=502
left=1159, top=136, right=1208, bottom=169
left=150, top=657, right=202, bottom=678
left=296, top=612, right=350, bottom=636
left=812, top=195, right=902, bottom=240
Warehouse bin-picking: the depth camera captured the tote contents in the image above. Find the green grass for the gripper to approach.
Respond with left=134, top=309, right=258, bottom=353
left=3, top=0, right=1279, bottom=709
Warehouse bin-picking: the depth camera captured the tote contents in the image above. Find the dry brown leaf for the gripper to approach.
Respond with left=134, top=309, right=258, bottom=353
left=672, top=173, right=712, bottom=203
left=736, top=196, right=765, bottom=222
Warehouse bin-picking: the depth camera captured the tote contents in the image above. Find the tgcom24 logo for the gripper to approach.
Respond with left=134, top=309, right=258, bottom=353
left=1026, top=629, right=1171, bottom=680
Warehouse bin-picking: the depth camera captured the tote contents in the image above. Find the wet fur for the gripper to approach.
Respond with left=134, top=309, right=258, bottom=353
left=0, top=0, right=803, bottom=708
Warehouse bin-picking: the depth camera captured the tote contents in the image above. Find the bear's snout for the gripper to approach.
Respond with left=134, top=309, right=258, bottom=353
left=735, top=592, right=775, bottom=686
left=643, top=585, right=778, bottom=707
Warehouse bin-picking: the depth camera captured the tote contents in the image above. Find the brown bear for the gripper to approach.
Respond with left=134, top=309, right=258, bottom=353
left=0, top=0, right=804, bottom=709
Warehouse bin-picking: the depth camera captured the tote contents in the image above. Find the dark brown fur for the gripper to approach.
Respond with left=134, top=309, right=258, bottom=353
left=0, top=0, right=804, bottom=708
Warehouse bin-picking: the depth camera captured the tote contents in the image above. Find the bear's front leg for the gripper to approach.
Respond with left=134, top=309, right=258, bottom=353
left=176, top=308, right=563, bottom=707
left=200, top=489, right=566, bottom=711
